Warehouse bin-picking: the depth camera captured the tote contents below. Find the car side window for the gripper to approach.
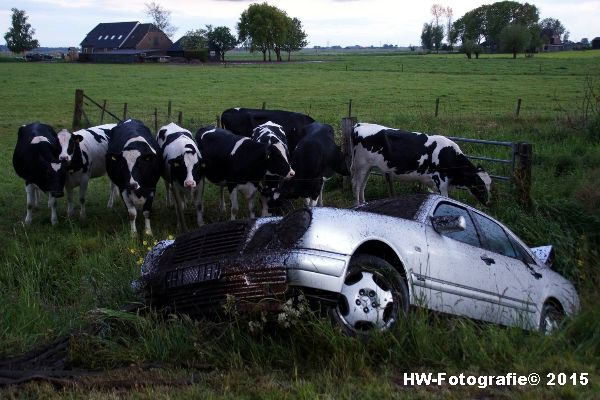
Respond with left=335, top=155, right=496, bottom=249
left=472, top=213, right=517, bottom=258
left=432, top=203, right=481, bottom=248
left=508, top=235, right=536, bottom=264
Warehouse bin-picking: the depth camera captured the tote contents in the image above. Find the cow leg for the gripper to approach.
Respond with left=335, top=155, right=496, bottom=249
left=66, top=186, right=75, bottom=218
left=25, top=184, right=36, bottom=224
left=351, top=167, right=369, bottom=205
left=172, top=183, right=187, bottom=232
left=32, top=186, right=40, bottom=210
left=229, top=188, right=239, bottom=220
left=260, top=194, right=271, bottom=217
left=195, top=178, right=205, bottom=227
left=317, top=178, right=325, bottom=207
left=143, top=211, right=153, bottom=236
left=107, top=182, right=118, bottom=208
left=240, top=183, right=257, bottom=219
left=79, top=175, right=90, bottom=219
left=164, top=180, right=172, bottom=207
left=48, top=195, right=58, bottom=226
left=219, top=186, right=226, bottom=213
left=121, top=190, right=137, bottom=235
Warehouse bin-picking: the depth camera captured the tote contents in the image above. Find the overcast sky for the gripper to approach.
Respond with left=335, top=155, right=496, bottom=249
left=1, top=0, right=598, bottom=48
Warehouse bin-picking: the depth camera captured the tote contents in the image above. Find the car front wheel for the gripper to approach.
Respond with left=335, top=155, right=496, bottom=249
left=539, top=302, right=564, bottom=335
left=331, top=255, right=409, bottom=336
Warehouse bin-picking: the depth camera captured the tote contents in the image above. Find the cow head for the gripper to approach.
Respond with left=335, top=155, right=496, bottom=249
left=56, top=129, right=83, bottom=163
left=106, top=137, right=162, bottom=193
left=168, top=145, right=204, bottom=189
left=265, top=142, right=295, bottom=180
left=30, top=136, right=67, bottom=197
left=468, top=165, right=492, bottom=206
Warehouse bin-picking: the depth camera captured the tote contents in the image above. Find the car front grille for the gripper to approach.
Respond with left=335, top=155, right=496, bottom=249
left=151, top=261, right=288, bottom=316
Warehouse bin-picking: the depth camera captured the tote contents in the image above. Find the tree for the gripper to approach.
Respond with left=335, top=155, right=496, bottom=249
left=499, top=24, right=530, bottom=58
left=206, top=25, right=238, bottom=62
left=539, top=17, right=566, bottom=44
left=431, top=4, right=445, bottom=28
left=453, top=1, right=539, bottom=50
left=432, top=24, right=444, bottom=53
left=282, top=17, right=307, bottom=61
left=181, top=29, right=208, bottom=50
left=421, top=23, right=433, bottom=52
left=4, top=8, right=39, bottom=54
left=460, top=39, right=482, bottom=59
left=238, top=2, right=289, bottom=62
left=445, top=6, right=455, bottom=49
left=145, top=2, right=177, bottom=38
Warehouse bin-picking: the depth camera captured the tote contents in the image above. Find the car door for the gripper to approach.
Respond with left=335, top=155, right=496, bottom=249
left=471, top=211, right=541, bottom=327
left=423, top=202, right=503, bottom=323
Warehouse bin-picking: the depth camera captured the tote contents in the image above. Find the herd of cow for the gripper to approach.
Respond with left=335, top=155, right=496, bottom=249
left=12, top=107, right=492, bottom=235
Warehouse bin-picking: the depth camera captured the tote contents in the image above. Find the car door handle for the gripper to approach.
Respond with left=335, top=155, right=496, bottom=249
left=480, top=255, right=495, bottom=265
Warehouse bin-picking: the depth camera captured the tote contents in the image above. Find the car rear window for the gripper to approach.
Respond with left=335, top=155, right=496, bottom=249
left=353, top=194, right=428, bottom=220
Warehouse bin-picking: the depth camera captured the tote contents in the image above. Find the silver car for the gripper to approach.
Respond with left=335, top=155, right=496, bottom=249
left=139, top=194, right=579, bottom=335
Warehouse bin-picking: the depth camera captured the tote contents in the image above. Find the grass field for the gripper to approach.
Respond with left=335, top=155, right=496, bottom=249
left=1, top=50, right=599, bottom=398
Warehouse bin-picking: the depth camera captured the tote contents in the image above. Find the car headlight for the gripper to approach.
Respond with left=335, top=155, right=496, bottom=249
left=246, top=208, right=312, bottom=252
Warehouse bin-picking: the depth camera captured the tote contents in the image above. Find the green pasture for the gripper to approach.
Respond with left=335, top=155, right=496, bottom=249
left=0, top=51, right=599, bottom=398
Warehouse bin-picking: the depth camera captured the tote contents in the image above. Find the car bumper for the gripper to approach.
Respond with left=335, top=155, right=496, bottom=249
left=283, top=249, right=349, bottom=293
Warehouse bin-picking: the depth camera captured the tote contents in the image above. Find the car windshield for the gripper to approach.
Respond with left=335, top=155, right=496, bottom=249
left=353, top=194, right=428, bottom=220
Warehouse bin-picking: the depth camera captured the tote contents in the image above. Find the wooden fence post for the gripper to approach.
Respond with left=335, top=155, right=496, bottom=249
left=262, top=102, right=266, bottom=110
left=216, top=115, right=221, bottom=128
left=72, top=89, right=84, bottom=131
left=123, top=103, right=128, bottom=120
left=341, top=116, right=357, bottom=192
left=514, top=142, right=532, bottom=207
left=178, top=111, right=183, bottom=126
left=100, top=99, right=107, bottom=123
left=347, top=99, right=352, bottom=118
left=435, top=97, right=440, bottom=117
left=168, top=100, right=172, bottom=121
left=515, top=98, right=522, bottom=117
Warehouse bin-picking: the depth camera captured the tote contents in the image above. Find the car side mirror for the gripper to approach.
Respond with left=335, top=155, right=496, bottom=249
left=531, top=245, right=555, bottom=269
left=431, top=215, right=466, bottom=234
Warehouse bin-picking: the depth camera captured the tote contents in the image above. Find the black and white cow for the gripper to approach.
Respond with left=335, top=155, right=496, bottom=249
left=275, top=122, right=348, bottom=207
left=13, top=123, right=68, bottom=225
left=195, top=126, right=294, bottom=220
left=221, top=107, right=315, bottom=153
left=250, top=121, right=294, bottom=216
left=157, top=122, right=205, bottom=227
left=106, top=119, right=162, bottom=235
left=351, top=123, right=492, bottom=206
left=56, top=123, right=118, bottom=218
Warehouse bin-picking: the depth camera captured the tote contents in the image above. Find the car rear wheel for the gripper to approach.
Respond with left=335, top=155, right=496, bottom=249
left=331, top=255, right=409, bottom=337
left=539, top=302, right=564, bottom=335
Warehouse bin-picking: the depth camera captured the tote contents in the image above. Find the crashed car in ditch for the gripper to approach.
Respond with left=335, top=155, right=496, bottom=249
left=137, top=194, right=579, bottom=335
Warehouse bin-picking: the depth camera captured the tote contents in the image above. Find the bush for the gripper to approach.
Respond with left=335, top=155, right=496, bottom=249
left=184, top=50, right=208, bottom=62
left=588, top=114, right=600, bottom=143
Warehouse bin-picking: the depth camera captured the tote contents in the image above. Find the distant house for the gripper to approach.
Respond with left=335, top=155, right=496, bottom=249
left=592, top=37, right=600, bottom=50
left=79, top=21, right=172, bottom=63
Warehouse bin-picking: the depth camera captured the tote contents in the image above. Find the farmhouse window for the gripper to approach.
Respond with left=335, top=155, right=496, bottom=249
left=98, top=35, right=102, bottom=40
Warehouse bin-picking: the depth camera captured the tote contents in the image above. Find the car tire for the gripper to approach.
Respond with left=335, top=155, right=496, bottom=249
left=331, top=254, right=409, bottom=337
left=539, top=302, right=564, bottom=335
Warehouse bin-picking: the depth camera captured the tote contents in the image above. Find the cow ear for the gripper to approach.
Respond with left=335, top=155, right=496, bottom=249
left=74, top=134, right=84, bottom=143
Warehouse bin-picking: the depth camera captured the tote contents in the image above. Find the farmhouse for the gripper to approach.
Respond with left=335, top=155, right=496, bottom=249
left=79, top=21, right=172, bottom=63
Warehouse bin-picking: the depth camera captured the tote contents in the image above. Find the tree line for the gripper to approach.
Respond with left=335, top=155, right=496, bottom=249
left=421, top=1, right=571, bottom=58
left=4, top=2, right=308, bottom=62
